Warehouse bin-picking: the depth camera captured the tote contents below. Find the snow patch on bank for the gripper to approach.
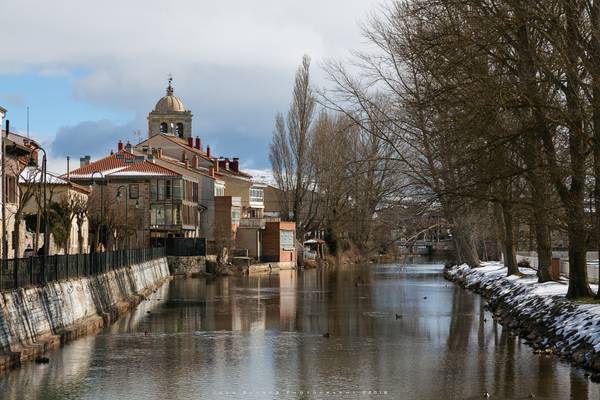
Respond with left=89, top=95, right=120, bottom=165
left=445, top=262, right=600, bottom=372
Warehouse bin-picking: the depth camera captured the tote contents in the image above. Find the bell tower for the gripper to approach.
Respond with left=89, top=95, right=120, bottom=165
left=147, top=77, right=193, bottom=139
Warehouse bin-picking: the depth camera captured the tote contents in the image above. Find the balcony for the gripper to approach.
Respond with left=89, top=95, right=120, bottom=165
left=239, top=217, right=266, bottom=229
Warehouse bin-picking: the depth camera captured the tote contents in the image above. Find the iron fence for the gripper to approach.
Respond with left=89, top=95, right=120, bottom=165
left=0, top=247, right=166, bottom=292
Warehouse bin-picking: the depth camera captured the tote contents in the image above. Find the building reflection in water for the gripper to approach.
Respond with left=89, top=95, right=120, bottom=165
left=0, top=263, right=599, bottom=399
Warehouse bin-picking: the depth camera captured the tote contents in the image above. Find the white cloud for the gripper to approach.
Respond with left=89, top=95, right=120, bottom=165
left=1, top=0, right=382, bottom=168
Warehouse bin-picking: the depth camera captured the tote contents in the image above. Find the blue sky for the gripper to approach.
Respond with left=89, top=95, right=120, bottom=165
left=0, top=0, right=380, bottom=174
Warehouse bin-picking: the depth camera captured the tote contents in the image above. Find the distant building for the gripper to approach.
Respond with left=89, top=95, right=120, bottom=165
left=0, top=129, right=44, bottom=257
left=19, top=170, right=90, bottom=255
left=69, top=150, right=194, bottom=249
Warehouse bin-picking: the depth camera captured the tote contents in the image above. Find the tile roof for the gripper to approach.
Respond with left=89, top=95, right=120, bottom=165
left=158, top=135, right=213, bottom=161
left=1, top=130, right=40, bottom=150
left=19, top=168, right=91, bottom=194
left=138, top=134, right=213, bottom=163
left=109, top=161, right=179, bottom=177
left=68, top=150, right=180, bottom=179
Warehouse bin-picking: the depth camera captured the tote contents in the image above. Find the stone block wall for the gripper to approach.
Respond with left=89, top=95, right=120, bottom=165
left=0, top=257, right=170, bottom=372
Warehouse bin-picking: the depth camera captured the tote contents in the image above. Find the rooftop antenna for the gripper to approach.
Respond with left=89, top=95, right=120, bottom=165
left=26, top=106, right=29, bottom=138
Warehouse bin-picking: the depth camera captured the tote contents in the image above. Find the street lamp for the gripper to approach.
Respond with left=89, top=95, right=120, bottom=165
left=91, top=170, right=105, bottom=252
left=116, top=185, right=129, bottom=250
left=27, top=145, right=47, bottom=280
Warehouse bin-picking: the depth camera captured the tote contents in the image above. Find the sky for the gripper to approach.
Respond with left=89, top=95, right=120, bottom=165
left=0, top=0, right=382, bottom=174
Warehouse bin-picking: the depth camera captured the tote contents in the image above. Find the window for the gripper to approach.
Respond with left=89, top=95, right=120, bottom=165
left=129, top=184, right=139, bottom=199
left=160, top=122, right=168, bottom=133
left=280, top=230, right=294, bottom=250
left=231, top=210, right=240, bottom=223
left=150, top=180, right=157, bottom=200
left=173, top=180, right=182, bottom=200
left=192, top=182, right=198, bottom=202
left=215, top=185, right=225, bottom=197
left=157, top=180, right=165, bottom=200
left=176, top=123, right=184, bottom=138
left=5, top=176, right=16, bottom=204
left=250, top=187, right=264, bottom=203
left=165, top=180, right=171, bottom=199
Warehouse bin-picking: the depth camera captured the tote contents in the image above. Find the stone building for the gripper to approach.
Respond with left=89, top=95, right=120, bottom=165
left=69, top=150, right=198, bottom=249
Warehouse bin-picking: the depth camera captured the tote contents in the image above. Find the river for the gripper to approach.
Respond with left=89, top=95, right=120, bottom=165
left=0, top=262, right=597, bottom=399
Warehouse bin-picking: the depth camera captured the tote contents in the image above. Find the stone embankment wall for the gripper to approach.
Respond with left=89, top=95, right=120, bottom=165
left=445, top=264, right=600, bottom=380
left=167, top=256, right=205, bottom=276
left=0, top=257, right=170, bottom=373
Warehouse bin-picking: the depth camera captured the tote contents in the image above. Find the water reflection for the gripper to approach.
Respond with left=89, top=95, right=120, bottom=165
left=0, top=263, right=598, bottom=399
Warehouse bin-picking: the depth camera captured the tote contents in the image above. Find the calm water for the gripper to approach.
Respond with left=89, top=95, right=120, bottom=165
left=0, top=263, right=598, bottom=399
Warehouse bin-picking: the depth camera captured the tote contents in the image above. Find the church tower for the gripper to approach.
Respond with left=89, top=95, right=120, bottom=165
left=147, top=77, right=193, bottom=139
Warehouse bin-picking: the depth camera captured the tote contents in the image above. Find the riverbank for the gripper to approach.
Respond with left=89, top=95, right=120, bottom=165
left=0, top=257, right=171, bottom=374
left=445, top=262, right=600, bottom=380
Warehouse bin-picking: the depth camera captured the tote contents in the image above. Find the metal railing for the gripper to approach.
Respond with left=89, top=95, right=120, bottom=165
left=0, top=247, right=166, bottom=291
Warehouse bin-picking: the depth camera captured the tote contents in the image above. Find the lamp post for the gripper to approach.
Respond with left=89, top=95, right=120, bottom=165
left=91, top=171, right=105, bottom=252
left=1, top=119, right=7, bottom=289
left=27, top=145, right=47, bottom=280
left=116, top=185, right=128, bottom=251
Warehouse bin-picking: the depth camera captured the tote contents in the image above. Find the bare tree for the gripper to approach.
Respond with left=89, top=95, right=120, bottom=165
left=270, top=55, right=318, bottom=238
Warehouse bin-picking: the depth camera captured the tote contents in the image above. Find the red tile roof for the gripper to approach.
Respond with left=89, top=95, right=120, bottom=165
left=69, top=150, right=135, bottom=176
left=68, top=150, right=179, bottom=178
left=109, top=161, right=179, bottom=177
left=138, top=133, right=212, bottom=162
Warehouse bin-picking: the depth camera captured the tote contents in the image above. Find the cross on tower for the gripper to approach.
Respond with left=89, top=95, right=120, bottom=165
left=167, top=73, right=173, bottom=95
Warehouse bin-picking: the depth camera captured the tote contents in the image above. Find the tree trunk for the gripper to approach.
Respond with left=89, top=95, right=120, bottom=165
left=34, top=212, right=41, bottom=253
left=566, top=205, right=594, bottom=298
left=451, top=218, right=480, bottom=267
left=77, top=220, right=84, bottom=253
left=534, top=215, right=553, bottom=282
left=590, top=0, right=600, bottom=298
left=500, top=202, right=518, bottom=276
left=12, top=218, right=20, bottom=258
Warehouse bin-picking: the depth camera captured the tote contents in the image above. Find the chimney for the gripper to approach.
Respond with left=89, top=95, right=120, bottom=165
left=80, top=155, right=91, bottom=168
left=125, top=141, right=132, bottom=152
left=209, top=166, right=215, bottom=177
left=213, top=158, right=219, bottom=172
left=206, top=145, right=211, bottom=158
left=188, top=137, right=194, bottom=148
left=181, top=151, right=187, bottom=162
left=118, top=140, right=124, bottom=151
left=185, top=160, right=190, bottom=169
left=192, top=155, right=199, bottom=169
left=231, top=157, right=239, bottom=173
left=218, top=158, right=227, bottom=170
left=157, top=148, right=162, bottom=158
left=195, top=136, right=201, bottom=150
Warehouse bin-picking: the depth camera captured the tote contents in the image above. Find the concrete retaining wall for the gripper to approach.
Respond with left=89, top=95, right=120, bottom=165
left=0, top=257, right=170, bottom=373
left=247, top=261, right=296, bottom=274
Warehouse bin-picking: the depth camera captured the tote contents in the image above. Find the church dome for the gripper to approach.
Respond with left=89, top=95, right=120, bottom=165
left=154, top=78, right=186, bottom=113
